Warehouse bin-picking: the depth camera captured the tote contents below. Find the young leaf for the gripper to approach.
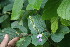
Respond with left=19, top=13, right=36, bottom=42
left=28, top=15, right=46, bottom=34
left=57, top=0, right=70, bottom=20
left=51, top=17, right=58, bottom=33
left=16, top=36, right=31, bottom=47
left=26, top=0, right=43, bottom=10
left=11, top=0, right=24, bottom=20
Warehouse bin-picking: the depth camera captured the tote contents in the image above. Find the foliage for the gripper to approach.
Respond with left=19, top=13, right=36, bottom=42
left=0, top=0, right=70, bottom=47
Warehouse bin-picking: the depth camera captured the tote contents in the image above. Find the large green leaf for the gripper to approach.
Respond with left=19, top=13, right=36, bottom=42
left=42, top=0, right=61, bottom=20
left=28, top=15, right=46, bottom=34
left=51, top=17, right=58, bottom=33
left=0, top=15, right=8, bottom=23
left=51, top=25, right=70, bottom=42
left=11, top=0, right=24, bottom=20
left=0, top=28, right=20, bottom=42
left=16, top=36, right=31, bottom=47
left=26, top=0, right=43, bottom=10
left=57, top=0, right=70, bottom=20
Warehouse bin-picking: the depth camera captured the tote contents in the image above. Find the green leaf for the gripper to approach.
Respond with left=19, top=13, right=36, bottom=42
left=11, top=21, right=28, bottom=33
left=59, top=25, right=70, bottom=34
left=11, top=0, right=24, bottom=20
left=3, top=3, right=13, bottom=13
left=26, top=0, right=43, bottom=10
left=0, top=15, right=8, bottom=23
left=57, top=0, right=70, bottom=20
left=51, top=33, right=64, bottom=43
left=42, top=0, right=61, bottom=20
left=51, top=25, right=70, bottom=42
left=28, top=15, right=46, bottom=34
left=0, top=28, right=20, bottom=42
left=51, top=17, right=58, bottom=33
left=16, top=36, right=31, bottom=47
left=60, top=19, right=70, bottom=26
left=31, top=34, right=47, bottom=46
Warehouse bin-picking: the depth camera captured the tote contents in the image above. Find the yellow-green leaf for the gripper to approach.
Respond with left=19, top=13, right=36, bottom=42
left=51, top=17, right=58, bottom=33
